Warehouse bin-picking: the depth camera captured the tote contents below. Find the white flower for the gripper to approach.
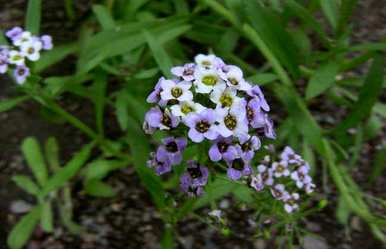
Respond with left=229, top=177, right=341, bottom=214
left=270, top=184, right=289, bottom=201
left=210, top=85, right=242, bottom=109
left=208, top=209, right=222, bottom=220
left=257, top=165, right=274, bottom=186
left=170, top=101, right=205, bottom=118
left=272, top=161, right=290, bottom=178
left=216, top=101, right=248, bottom=138
left=160, top=79, right=193, bottom=102
left=13, top=31, right=33, bottom=47
left=193, top=68, right=225, bottom=94
left=290, top=165, right=312, bottom=189
left=8, top=50, right=25, bottom=65
left=284, top=193, right=300, bottom=213
left=20, top=40, right=42, bottom=61
left=194, top=54, right=223, bottom=69
left=305, top=183, right=315, bottom=194
left=220, top=65, right=251, bottom=91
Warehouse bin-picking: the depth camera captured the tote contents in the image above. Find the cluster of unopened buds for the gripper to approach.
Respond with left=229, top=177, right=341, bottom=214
left=0, top=27, right=53, bottom=84
left=143, top=54, right=314, bottom=213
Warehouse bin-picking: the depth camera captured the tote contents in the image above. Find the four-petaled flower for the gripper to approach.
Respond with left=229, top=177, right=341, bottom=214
left=185, top=109, right=218, bottom=142
left=180, top=160, right=209, bottom=197
left=156, top=137, right=187, bottom=165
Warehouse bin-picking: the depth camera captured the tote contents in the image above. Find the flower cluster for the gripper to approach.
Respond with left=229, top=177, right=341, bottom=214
left=0, top=27, right=53, bottom=84
left=250, top=146, right=315, bottom=213
left=143, top=54, right=314, bottom=213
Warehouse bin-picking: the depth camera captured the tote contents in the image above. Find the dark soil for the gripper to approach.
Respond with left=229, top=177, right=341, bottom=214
left=0, top=1, right=385, bottom=249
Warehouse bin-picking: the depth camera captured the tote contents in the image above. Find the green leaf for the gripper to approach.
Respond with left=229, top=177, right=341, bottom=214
left=246, top=73, right=278, bottom=85
left=7, top=205, right=42, bottom=249
left=22, top=137, right=48, bottom=187
left=306, top=62, right=339, bottom=99
left=44, top=137, right=61, bottom=172
left=92, top=70, right=107, bottom=136
left=35, top=43, right=78, bottom=73
left=285, top=0, right=330, bottom=47
left=115, top=91, right=130, bottom=131
left=84, top=159, right=127, bottom=181
left=232, top=184, right=254, bottom=203
left=243, top=0, right=300, bottom=78
left=12, top=175, right=40, bottom=196
left=40, top=142, right=94, bottom=197
left=335, top=55, right=385, bottom=134
left=161, top=225, right=174, bottom=249
left=195, top=177, right=234, bottom=209
left=0, top=96, right=29, bottom=113
left=77, top=17, right=190, bottom=74
left=41, top=201, right=53, bottom=232
left=25, top=0, right=42, bottom=34
left=369, top=147, right=386, bottom=184
left=92, top=4, right=115, bottom=30
left=319, top=0, right=338, bottom=31
left=0, top=29, right=8, bottom=45
left=274, top=84, right=324, bottom=152
left=143, top=30, right=173, bottom=78
left=336, top=195, right=351, bottom=225
left=126, top=116, right=166, bottom=209
left=84, top=180, right=116, bottom=197
left=337, top=0, right=358, bottom=35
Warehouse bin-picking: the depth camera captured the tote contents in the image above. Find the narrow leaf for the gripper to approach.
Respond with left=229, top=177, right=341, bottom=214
left=84, top=180, right=116, bottom=197
left=44, top=137, right=61, bottom=172
left=22, top=137, right=48, bottom=187
left=7, top=205, right=42, bottom=249
left=319, top=0, right=338, bottom=31
left=12, top=175, right=40, bottom=196
left=0, top=96, right=29, bottom=113
left=25, top=0, right=42, bottom=34
left=35, top=43, right=78, bottom=73
left=335, top=55, right=385, bottom=133
left=41, top=201, right=53, bottom=232
left=143, top=30, right=173, bottom=78
left=92, top=4, right=115, bottom=30
left=306, top=62, right=339, bottom=99
left=40, top=142, right=94, bottom=197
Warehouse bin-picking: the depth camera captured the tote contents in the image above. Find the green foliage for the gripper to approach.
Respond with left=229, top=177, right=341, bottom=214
left=5, top=0, right=386, bottom=247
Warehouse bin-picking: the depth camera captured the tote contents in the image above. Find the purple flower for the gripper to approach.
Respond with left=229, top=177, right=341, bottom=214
left=270, top=184, right=289, bottom=201
left=247, top=85, right=270, bottom=112
left=272, top=161, right=290, bottom=178
left=6, top=26, right=23, bottom=41
left=40, top=35, right=53, bottom=50
left=0, top=53, right=9, bottom=74
left=146, top=77, right=167, bottom=106
left=171, top=63, right=196, bottom=81
left=246, top=98, right=266, bottom=128
left=284, top=193, right=300, bottom=213
left=156, top=137, right=187, bottom=165
left=280, top=146, right=302, bottom=164
left=256, top=114, right=275, bottom=139
left=290, top=165, right=312, bottom=189
left=236, top=135, right=261, bottom=161
left=147, top=152, right=172, bottom=175
left=185, top=109, right=218, bottom=143
left=226, top=158, right=252, bottom=181
left=180, top=160, right=209, bottom=197
left=251, top=165, right=274, bottom=191
left=208, top=137, right=238, bottom=162
left=14, top=65, right=30, bottom=84
left=143, top=107, right=179, bottom=134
